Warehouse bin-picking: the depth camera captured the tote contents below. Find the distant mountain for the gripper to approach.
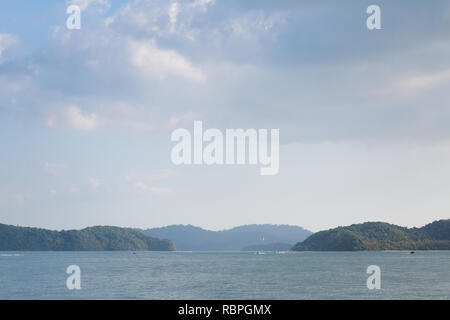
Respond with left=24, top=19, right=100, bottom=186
left=142, top=224, right=312, bottom=251
left=292, top=220, right=450, bottom=251
left=241, top=242, right=293, bottom=251
left=0, top=224, right=176, bottom=251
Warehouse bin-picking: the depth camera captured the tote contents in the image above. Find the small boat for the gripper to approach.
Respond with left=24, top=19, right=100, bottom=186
left=410, top=251, right=415, bottom=254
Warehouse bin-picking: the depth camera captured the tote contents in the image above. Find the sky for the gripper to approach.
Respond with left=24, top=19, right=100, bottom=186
left=1, top=0, right=450, bottom=232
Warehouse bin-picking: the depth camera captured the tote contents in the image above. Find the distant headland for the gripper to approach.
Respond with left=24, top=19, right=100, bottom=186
left=0, top=224, right=176, bottom=251
left=292, top=219, right=450, bottom=251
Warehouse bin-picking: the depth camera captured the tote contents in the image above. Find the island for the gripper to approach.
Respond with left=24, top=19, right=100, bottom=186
left=292, top=219, right=450, bottom=251
left=0, top=223, right=176, bottom=251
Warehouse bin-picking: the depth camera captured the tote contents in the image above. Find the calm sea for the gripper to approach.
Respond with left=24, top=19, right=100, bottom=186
left=0, top=251, right=448, bottom=299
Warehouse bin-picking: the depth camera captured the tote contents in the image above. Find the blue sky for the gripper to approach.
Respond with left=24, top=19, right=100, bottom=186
left=1, top=0, right=450, bottom=232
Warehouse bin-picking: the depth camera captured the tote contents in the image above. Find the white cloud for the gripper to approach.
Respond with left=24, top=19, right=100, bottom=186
left=129, top=40, right=206, bottom=83
left=394, top=69, right=450, bottom=94
left=46, top=114, right=57, bottom=128
left=168, top=113, right=196, bottom=130
left=67, top=0, right=110, bottom=10
left=44, top=162, right=68, bottom=176
left=189, top=0, right=215, bottom=11
left=148, top=186, right=172, bottom=196
left=134, top=182, right=151, bottom=191
left=0, top=33, right=19, bottom=63
left=134, top=182, right=171, bottom=196
left=5, top=0, right=450, bottom=146
left=98, top=102, right=156, bottom=134
left=103, top=0, right=167, bottom=31
left=125, top=169, right=181, bottom=184
left=68, top=186, right=80, bottom=197
left=89, top=178, right=101, bottom=189
left=151, top=169, right=181, bottom=181
left=169, top=2, right=180, bottom=32
left=14, top=193, right=25, bottom=204
left=65, top=105, right=97, bottom=131
left=228, top=12, right=286, bottom=39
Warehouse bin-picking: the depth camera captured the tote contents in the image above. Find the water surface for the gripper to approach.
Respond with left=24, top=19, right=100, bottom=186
left=0, top=251, right=448, bottom=299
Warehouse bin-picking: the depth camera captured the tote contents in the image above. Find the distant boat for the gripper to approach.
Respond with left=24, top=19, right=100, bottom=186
left=410, top=251, right=415, bottom=254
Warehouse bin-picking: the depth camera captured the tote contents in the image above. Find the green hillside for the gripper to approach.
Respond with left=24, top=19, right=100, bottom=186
left=0, top=224, right=176, bottom=251
left=292, top=220, right=450, bottom=251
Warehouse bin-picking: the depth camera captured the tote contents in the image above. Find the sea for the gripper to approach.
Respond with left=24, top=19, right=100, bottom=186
left=0, top=251, right=448, bottom=299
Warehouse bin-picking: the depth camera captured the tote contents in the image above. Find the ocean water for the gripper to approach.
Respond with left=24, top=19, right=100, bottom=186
left=0, top=251, right=448, bottom=299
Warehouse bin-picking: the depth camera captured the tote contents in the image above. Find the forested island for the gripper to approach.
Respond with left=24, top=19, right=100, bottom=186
left=292, top=219, right=450, bottom=251
left=0, top=224, right=176, bottom=251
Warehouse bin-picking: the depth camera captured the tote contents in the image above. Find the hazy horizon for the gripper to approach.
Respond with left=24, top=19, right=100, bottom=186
left=3, top=218, right=449, bottom=234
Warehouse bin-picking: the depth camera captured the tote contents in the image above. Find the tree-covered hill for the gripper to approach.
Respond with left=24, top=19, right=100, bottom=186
left=0, top=224, right=176, bottom=251
left=292, top=220, right=450, bottom=251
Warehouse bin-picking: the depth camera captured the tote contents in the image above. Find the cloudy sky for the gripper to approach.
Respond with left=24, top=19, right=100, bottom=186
left=1, top=0, right=450, bottom=232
